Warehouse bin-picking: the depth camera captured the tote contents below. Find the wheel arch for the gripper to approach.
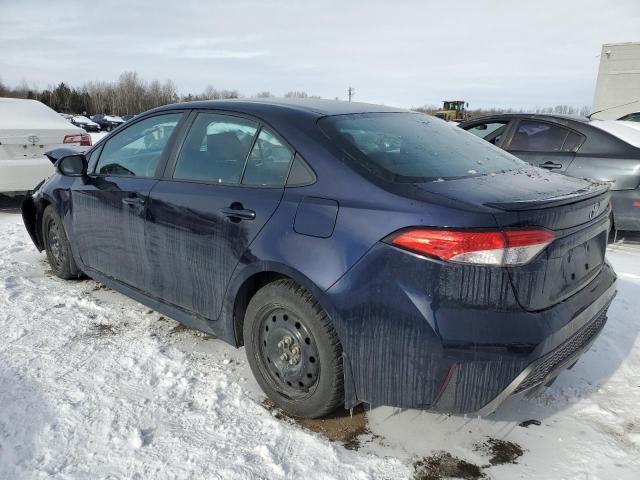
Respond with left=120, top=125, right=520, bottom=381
left=225, top=262, right=332, bottom=348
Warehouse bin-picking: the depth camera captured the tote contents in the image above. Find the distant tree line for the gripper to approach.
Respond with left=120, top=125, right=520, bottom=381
left=0, top=71, right=591, bottom=117
left=413, top=103, right=593, bottom=119
left=0, top=71, right=317, bottom=116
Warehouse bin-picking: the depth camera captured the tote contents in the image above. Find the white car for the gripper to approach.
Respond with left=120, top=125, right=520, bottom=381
left=0, top=98, right=91, bottom=194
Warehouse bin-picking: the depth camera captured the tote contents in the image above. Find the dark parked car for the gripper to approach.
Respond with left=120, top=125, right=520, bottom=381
left=22, top=100, right=617, bottom=418
left=91, top=113, right=125, bottom=131
left=618, top=112, right=640, bottom=122
left=70, top=115, right=101, bottom=132
left=459, top=114, right=640, bottom=233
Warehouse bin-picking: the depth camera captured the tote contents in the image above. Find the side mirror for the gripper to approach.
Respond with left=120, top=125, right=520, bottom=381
left=57, top=154, right=88, bottom=176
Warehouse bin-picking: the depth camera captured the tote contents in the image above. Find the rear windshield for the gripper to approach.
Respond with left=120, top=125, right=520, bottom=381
left=318, top=113, right=524, bottom=182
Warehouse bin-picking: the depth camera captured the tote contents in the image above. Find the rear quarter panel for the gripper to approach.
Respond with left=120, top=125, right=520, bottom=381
left=566, top=155, right=640, bottom=190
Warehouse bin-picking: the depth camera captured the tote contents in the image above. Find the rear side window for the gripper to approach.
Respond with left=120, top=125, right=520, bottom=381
left=318, top=113, right=524, bottom=182
left=286, top=154, right=316, bottom=186
left=96, top=113, right=182, bottom=177
left=174, top=113, right=258, bottom=184
left=508, top=120, right=584, bottom=153
left=241, top=128, right=293, bottom=186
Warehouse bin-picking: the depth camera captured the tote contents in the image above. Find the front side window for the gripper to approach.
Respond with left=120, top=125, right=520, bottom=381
left=242, top=128, right=293, bottom=186
left=95, top=113, right=182, bottom=177
left=508, top=120, right=582, bottom=153
left=174, top=113, right=258, bottom=184
left=87, top=143, right=104, bottom=173
left=466, top=121, right=509, bottom=145
left=318, top=113, right=524, bottom=182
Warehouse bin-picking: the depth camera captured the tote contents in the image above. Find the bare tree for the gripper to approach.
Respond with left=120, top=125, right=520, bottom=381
left=284, top=91, right=308, bottom=98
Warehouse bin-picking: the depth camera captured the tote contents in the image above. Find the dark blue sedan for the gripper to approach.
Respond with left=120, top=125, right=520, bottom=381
left=22, top=99, right=617, bottom=418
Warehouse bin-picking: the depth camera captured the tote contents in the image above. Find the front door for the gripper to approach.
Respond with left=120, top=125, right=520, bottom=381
left=71, top=112, right=184, bottom=290
left=146, top=112, right=295, bottom=320
left=504, top=119, right=584, bottom=173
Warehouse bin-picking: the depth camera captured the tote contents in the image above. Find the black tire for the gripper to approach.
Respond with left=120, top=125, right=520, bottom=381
left=42, top=206, right=80, bottom=279
left=244, top=279, right=344, bottom=418
left=608, top=212, right=617, bottom=244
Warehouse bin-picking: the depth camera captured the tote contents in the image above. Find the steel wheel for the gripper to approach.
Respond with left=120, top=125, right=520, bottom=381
left=42, top=205, right=81, bottom=280
left=244, top=279, right=344, bottom=418
left=257, top=306, right=320, bottom=399
left=46, top=218, right=65, bottom=270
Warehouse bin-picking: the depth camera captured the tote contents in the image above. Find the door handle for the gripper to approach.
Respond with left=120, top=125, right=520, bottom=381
left=122, top=197, right=145, bottom=207
left=220, top=206, right=256, bottom=221
left=538, top=161, right=563, bottom=170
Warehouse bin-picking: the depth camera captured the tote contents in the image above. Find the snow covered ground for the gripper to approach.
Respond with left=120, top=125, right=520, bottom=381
left=1, top=203, right=639, bottom=479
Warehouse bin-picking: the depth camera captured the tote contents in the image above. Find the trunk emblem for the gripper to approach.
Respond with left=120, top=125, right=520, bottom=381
left=589, top=201, right=601, bottom=219
left=27, top=135, right=39, bottom=145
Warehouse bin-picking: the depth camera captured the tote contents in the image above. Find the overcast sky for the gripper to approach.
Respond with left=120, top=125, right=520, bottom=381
left=1, top=0, right=639, bottom=109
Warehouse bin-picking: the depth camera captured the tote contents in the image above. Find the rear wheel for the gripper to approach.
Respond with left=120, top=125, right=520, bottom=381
left=244, top=279, right=344, bottom=418
left=42, top=206, right=80, bottom=279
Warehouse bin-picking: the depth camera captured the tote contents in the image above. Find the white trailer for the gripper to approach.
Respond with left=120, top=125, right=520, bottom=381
left=592, top=42, right=640, bottom=120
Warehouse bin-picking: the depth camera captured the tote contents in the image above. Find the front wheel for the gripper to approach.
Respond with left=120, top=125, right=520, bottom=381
left=608, top=212, right=617, bottom=244
left=244, top=280, right=344, bottom=418
left=42, top=206, right=80, bottom=279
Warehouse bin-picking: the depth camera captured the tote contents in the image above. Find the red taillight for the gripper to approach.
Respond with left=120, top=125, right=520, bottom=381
left=389, top=228, right=555, bottom=266
left=63, top=133, right=92, bottom=147
left=633, top=201, right=640, bottom=207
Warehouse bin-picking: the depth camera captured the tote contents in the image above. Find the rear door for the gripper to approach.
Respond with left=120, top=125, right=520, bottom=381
left=71, top=112, right=185, bottom=290
left=504, top=119, right=584, bottom=172
left=146, top=111, right=294, bottom=320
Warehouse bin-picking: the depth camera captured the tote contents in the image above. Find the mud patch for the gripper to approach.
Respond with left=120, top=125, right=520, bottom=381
left=413, top=452, right=485, bottom=480
left=170, top=324, right=190, bottom=335
left=85, top=323, right=117, bottom=337
left=262, top=400, right=374, bottom=450
left=474, top=438, right=524, bottom=465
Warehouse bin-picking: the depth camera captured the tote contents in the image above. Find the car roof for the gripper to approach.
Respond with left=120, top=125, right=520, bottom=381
left=462, top=112, right=591, bottom=124
left=153, top=98, right=409, bottom=118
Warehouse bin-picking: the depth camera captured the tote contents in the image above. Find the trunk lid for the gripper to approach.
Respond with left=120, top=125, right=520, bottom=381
left=0, top=129, right=80, bottom=162
left=0, top=98, right=84, bottom=162
left=416, top=168, right=611, bottom=311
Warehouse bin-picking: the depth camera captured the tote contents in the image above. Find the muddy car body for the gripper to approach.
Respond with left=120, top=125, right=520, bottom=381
left=22, top=99, right=617, bottom=417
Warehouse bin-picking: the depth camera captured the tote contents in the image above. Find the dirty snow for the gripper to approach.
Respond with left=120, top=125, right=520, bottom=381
left=1, top=205, right=640, bottom=479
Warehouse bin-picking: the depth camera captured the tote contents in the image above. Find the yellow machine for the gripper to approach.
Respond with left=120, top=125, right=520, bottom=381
left=435, top=100, right=468, bottom=122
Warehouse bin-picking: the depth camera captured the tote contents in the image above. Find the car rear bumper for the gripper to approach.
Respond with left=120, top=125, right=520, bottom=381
left=437, top=282, right=615, bottom=415
left=326, top=242, right=617, bottom=414
left=611, top=189, right=640, bottom=231
left=0, top=158, right=54, bottom=193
